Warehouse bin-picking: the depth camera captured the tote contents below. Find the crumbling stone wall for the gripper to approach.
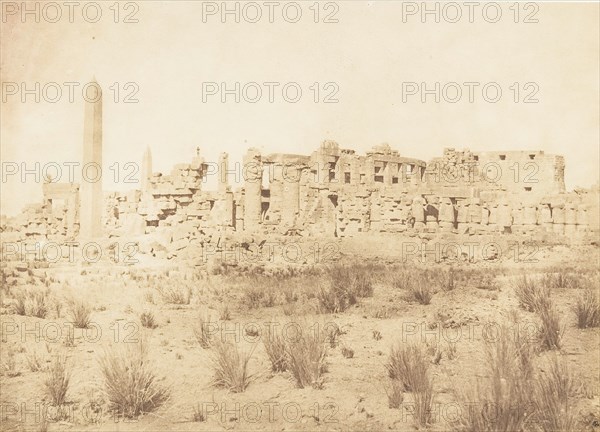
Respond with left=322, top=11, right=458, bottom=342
left=4, top=142, right=597, bottom=252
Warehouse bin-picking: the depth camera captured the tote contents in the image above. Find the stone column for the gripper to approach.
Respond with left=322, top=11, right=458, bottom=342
left=242, top=148, right=262, bottom=230
left=439, top=197, right=456, bottom=232
left=411, top=195, right=425, bottom=231
left=218, top=152, right=229, bottom=193
left=552, top=203, right=565, bottom=235
left=281, top=163, right=301, bottom=226
left=564, top=201, right=577, bottom=236
left=268, top=163, right=284, bottom=225
left=523, top=203, right=538, bottom=233
left=469, top=198, right=482, bottom=232
left=577, top=204, right=588, bottom=233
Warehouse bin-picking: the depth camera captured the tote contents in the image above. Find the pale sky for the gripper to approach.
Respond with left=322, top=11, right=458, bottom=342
left=1, top=1, right=599, bottom=215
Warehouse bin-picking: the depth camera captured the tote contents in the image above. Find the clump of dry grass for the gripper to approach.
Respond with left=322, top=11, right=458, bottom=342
left=155, top=284, right=191, bottom=305
left=451, top=325, right=536, bottom=431
left=440, top=269, right=456, bottom=291
left=10, top=288, right=27, bottom=315
left=26, top=348, right=44, bottom=372
left=386, top=343, right=430, bottom=392
left=44, top=353, right=71, bottom=406
left=26, top=290, right=50, bottom=318
left=533, top=356, right=576, bottom=431
left=386, top=379, right=404, bottom=408
left=316, top=264, right=375, bottom=313
left=263, top=326, right=287, bottom=372
left=210, top=339, right=254, bottom=393
left=193, top=312, right=214, bottom=349
left=514, top=276, right=550, bottom=313
left=573, top=288, right=600, bottom=328
left=9, top=288, right=51, bottom=318
left=140, top=311, right=158, bottom=329
left=386, top=342, right=434, bottom=426
left=1, top=346, right=20, bottom=377
left=286, top=324, right=328, bottom=389
left=541, top=269, right=581, bottom=289
left=68, top=299, right=92, bottom=328
left=395, top=270, right=434, bottom=305
left=537, top=300, right=564, bottom=351
left=98, top=340, right=169, bottom=418
left=316, top=281, right=356, bottom=313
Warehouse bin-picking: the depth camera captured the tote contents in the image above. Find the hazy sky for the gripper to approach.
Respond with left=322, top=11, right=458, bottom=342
left=1, top=1, right=598, bottom=215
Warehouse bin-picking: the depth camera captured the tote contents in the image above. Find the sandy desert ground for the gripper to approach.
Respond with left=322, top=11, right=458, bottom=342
left=1, top=233, right=599, bottom=432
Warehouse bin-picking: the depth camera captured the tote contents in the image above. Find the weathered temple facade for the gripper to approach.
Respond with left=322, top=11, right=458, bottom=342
left=6, top=140, right=597, bottom=249
left=98, top=141, right=596, bottom=241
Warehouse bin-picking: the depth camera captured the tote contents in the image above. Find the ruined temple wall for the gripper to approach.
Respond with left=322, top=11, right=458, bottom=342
left=472, top=151, right=565, bottom=196
left=12, top=144, right=596, bottom=247
left=424, top=149, right=565, bottom=198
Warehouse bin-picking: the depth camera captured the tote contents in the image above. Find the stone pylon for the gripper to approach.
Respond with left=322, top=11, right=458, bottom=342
left=141, top=146, right=152, bottom=191
left=80, top=79, right=103, bottom=239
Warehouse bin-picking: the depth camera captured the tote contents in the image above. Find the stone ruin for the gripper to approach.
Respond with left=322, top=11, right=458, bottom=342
left=1, top=84, right=598, bottom=262
left=4, top=140, right=598, bottom=247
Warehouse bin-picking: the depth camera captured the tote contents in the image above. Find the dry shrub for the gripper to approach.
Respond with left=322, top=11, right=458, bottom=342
left=10, top=288, right=27, bottom=315
left=393, top=270, right=434, bottom=305
left=210, top=339, right=254, bottom=392
left=26, top=348, right=44, bottom=372
left=98, top=340, right=169, bottom=418
left=440, top=269, right=456, bottom=291
left=316, top=282, right=356, bottom=313
left=193, top=312, right=215, bottom=349
left=10, top=288, right=51, bottom=318
left=386, top=379, right=404, bottom=408
left=44, top=353, right=71, bottom=406
left=537, top=300, right=564, bottom=351
left=541, top=269, right=581, bottom=289
left=514, top=276, right=550, bottom=312
left=155, top=284, right=191, bottom=305
left=413, top=376, right=434, bottom=427
left=286, top=324, right=328, bottom=389
left=68, top=299, right=92, bottom=328
left=140, top=311, right=158, bottom=329
left=386, top=343, right=434, bottom=426
left=316, top=264, right=375, bottom=313
left=451, top=325, right=535, bottom=431
left=26, top=290, right=50, bottom=318
left=573, top=288, right=600, bottom=328
left=1, top=346, right=20, bottom=377
left=386, top=343, right=430, bottom=392
left=263, top=326, right=287, bottom=372
left=533, top=356, right=576, bottom=431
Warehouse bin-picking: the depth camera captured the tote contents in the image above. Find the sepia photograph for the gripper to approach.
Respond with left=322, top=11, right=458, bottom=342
left=1, top=1, right=599, bottom=431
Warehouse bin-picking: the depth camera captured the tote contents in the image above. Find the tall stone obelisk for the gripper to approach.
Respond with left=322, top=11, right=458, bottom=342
left=80, top=80, right=103, bottom=239
left=141, top=146, right=152, bottom=191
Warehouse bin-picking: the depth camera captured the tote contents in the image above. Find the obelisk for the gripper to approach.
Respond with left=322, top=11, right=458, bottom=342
left=141, top=146, right=152, bottom=191
left=80, top=79, right=103, bottom=239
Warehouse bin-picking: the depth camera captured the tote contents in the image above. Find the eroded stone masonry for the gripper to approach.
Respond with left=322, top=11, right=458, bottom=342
left=2, top=92, right=598, bottom=257
left=4, top=141, right=599, bottom=250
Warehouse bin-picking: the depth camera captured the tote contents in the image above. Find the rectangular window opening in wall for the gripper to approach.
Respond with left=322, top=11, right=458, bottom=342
left=374, top=175, right=384, bottom=183
left=529, top=154, right=536, bottom=160
left=392, top=177, right=399, bottom=184
left=360, top=174, right=365, bottom=184
left=344, top=172, right=351, bottom=184
left=474, top=155, right=479, bottom=161
left=525, top=187, right=532, bottom=192
left=499, top=155, right=506, bottom=160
